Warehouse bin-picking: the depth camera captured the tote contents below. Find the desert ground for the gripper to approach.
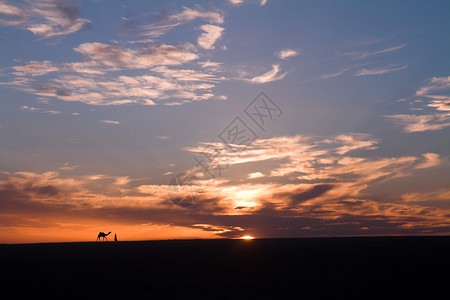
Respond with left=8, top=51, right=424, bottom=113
left=1, top=236, right=449, bottom=299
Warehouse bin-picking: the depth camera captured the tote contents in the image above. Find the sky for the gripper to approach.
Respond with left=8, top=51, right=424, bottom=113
left=0, top=0, right=449, bottom=243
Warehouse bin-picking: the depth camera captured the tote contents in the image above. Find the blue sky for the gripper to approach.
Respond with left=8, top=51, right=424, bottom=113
left=0, top=0, right=449, bottom=243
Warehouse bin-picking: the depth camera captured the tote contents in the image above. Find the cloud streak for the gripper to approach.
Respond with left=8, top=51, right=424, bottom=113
left=246, top=64, right=287, bottom=84
left=385, top=114, right=450, bottom=133
left=343, top=44, right=406, bottom=59
left=20, top=105, right=61, bottom=115
left=354, top=65, right=407, bottom=76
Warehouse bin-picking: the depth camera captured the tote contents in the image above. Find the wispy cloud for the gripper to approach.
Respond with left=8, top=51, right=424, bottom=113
left=427, top=96, right=450, bottom=111
left=4, top=49, right=221, bottom=106
left=245, top=64, right=287, bottom=84
left=59, top=163, right=77, bottom=171
left=385, top=114, right=450, bottom=133
left=318, top=67, right=351, bottom=80
left=170, top=6, right=224, bottom=24
left=20, top=105, right=61, bottom=114
left=229, top=0, right=244, bottom=5
left=1, top=3, right=230, bottom=107
left=74, top=42, right=198, bottom=70
left=415, top=153, right=441, bottom=169
left=328, top=134, right=378, bottom=155
left=139, top=6, right=224, bottom=38
left=343, top=44, right=406, bottom=59
left=197, top=24, right=224, bottom=50
left=228, top=0, right=268, bottom=7
left=416, top=76, right=450, bottom=96
left=416, top=77, right=450, bottom=112
left=276, top=49, right=300, bottom=60
left=0, top=0, right=90, bottom=39
left=354, top=65, right=407, bottom=76
left=248, top=172, right=264, bottom=179
left=386, top=76, right=450, bottom=132
left=101, top=120, right=120, bottom=125
left=198, top=60, right=223, bottom=71
left=155, top=136, right=172, bottom=141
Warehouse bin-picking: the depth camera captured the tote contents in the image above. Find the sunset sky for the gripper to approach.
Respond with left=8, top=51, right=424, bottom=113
left=1, top=0, right=449, bottom=243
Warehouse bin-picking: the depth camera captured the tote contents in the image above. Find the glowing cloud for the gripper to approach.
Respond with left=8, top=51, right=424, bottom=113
left=277, top=49, right=300, bottom=60
left=247, top=64, right=287, bottom=84
left=197, top=24, right=224, bottom=50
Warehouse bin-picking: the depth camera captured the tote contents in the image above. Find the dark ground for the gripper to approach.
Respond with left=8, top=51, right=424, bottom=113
left=1, top=236, right=449, bottom=299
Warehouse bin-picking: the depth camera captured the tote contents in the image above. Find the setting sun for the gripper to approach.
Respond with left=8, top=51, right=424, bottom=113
left=240, top=235, right=255, bottom=240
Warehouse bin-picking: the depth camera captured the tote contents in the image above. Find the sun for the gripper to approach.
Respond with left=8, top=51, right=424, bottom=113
left=240, top=235, right=255, bottom=240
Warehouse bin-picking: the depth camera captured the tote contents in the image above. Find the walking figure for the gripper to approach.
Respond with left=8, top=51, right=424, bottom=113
left=114, top=233, right=118, bottom=242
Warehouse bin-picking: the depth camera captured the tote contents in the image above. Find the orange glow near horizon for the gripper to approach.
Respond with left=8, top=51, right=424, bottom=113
left=240, top=235, right=255, bottom=240
left=0, top=222, right=221, bottom=244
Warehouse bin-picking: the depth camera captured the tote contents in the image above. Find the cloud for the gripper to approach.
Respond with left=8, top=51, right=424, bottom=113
left=331, top=134, right=378, bottom=154
left=20, top=105, right=61, bottom=114
left=248, top=172, right=264, bottom=179
left=246, top=64, right=287, bottom=84
left=170, top=6, right=224, bottom=24
left=343, top=44, right=406, bottom=59
left=385, top=114, right=450, bottom=133
left=1, top=4, right=228, bottom=107
left=415, top=76, right=450, bottom=96
left=318, top=67, right=351, bottom=80
left=74, top=42, right=198, bottom=69
left=5, top=64, right=220, bottom=106
left=277, top=49, right=300, bottom=60
left=184, top=133, right=432, bottom=187
left=197, top=24, right=224, bottom=50
left=140, top=23, right=180, bottom=38
left=415, top=153, right=441, bottom=169
left=354, top=65, right=407, bottom=76
left=101, top=120, right=120, bottom=125
left=228, top=0, right=268, bottom=7
left=0, top=1, right=26, bottom=26
left=155, top=136, right=172, bottom=141
left=229, top=0, right=244, bottom=5
left=401, top=188, right=450, bottom=203
left=284, top=184, right=334, bottom=203
left=151, top=66, right=219, bottom=82
left=427, top=96, right=450, bottom=111
left=139, top=6, right=224, bottom=38
left=0, top=0, right=90, bottom=39
left=198, top=60, right=223, bottom=71
left=385, top=76, right=450, bottom=133
left=59, top=163, right=77, bottom=171
left=11, top=60, right=104, bottom=76
left=12, top=61, right=59, bottom=76
left=415, top=77, right=450, bottom=112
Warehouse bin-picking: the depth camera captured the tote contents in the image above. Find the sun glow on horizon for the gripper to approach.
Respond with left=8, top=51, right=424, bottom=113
left=240, top=235, right=255, bottom=240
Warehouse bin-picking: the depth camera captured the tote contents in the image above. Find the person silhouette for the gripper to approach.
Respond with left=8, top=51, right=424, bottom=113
left=114, top=233, right=118, bottom=242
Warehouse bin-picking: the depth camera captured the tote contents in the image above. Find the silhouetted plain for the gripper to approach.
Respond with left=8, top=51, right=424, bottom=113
left=1, top=236, right=449, bottom=299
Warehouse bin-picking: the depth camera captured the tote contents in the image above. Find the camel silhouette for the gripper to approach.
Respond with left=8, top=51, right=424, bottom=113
left=97, top=231, right=111, bottom=241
